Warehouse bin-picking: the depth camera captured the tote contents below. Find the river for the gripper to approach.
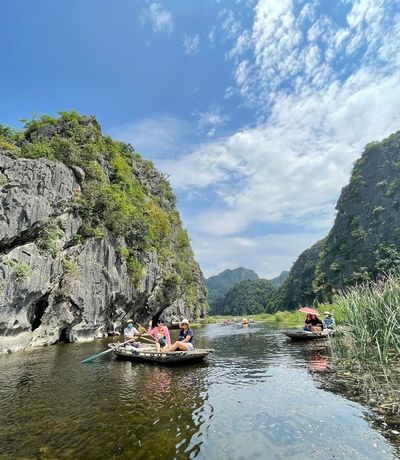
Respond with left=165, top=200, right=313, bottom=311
left=0, top=323, right=398, bottom=459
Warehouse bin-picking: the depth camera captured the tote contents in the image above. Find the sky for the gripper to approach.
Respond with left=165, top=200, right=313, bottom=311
left=1, top=0, right=400, bottom=279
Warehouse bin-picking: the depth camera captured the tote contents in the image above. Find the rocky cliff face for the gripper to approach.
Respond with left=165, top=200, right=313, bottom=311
left=277, top=130, right=400, bottom=309
left=0, top=113, right=207, bottom=352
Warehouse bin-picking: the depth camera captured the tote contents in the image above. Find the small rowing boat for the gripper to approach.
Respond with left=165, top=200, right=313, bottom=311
left=112, top=345, right=214, bottom=365
left=283, top=330, right=335, bottom=341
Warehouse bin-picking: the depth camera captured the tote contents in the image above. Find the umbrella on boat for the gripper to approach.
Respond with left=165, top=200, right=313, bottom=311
left=298, top=307, right=319, bottom=315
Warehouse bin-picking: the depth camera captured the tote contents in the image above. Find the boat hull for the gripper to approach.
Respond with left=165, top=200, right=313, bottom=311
left=283, top=330, right=335, bottom=341
left=113, top=347, right=213, bottom=365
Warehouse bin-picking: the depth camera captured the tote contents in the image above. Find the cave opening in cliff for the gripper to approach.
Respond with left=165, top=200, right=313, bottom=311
left=30, top=293, right=50, bottom=331
left=58, top=326, right=71, bottom=343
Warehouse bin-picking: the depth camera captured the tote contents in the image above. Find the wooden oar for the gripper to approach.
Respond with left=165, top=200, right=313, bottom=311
left=80, top=339, right=132, bottom=364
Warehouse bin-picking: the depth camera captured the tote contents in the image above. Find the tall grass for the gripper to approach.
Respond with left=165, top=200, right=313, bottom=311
left=334, top=273, right=400, bottom=363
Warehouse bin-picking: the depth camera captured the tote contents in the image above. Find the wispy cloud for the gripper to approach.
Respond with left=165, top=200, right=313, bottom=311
left=195, top=108, right=228, bottom=137
left=183, top=34, right=200, bottom=55
left=141, top=1, right=174, bottom=34
left=160, top=0, right=400, bottom=276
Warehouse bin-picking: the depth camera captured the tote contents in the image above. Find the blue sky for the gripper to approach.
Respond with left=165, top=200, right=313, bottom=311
left=1, top=0, right=400, bottom=278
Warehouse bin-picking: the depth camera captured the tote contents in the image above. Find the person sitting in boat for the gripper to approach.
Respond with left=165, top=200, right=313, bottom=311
left=148, top=318, right=171, bottom=351
left=163, top=319, right=195, bottom=352
left=304, top=314, right=324, bottom=332
left=124, top=319, right=141, bottom=345
left=323, top=311, right=336, bottom=329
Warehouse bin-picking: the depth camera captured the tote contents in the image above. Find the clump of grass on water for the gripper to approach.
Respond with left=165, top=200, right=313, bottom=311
left=334, top=273, right=400, bottom=363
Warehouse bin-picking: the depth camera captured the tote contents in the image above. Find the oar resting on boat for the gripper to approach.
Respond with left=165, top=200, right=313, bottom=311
left=80, top=333, right=155, bottom=364
left=80, top=338, right=134, bottom=364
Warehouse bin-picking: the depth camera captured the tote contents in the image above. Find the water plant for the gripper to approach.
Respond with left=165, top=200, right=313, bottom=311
left=334, top=273, right=400, bottom=363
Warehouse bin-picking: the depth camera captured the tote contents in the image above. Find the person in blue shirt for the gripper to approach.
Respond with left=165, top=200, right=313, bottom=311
left=163, top=319, right=195, bottom=352
left=323, top=311, right=336, bottom=329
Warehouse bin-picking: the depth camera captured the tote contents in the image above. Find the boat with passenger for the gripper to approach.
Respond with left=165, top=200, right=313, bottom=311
left=283, top=329, right=335, bottom=341
left=110, top=343, right=213, bottom=365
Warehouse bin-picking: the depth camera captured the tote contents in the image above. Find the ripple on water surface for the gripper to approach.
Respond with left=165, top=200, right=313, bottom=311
left=0, top=323, right=396, bottom=459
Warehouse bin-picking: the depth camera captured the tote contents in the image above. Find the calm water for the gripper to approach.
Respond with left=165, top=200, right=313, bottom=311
left=0, top=323, right=397, bottom=460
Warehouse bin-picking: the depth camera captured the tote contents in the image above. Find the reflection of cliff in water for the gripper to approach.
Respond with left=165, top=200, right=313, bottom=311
left=0, top=340, right=212, bottom=460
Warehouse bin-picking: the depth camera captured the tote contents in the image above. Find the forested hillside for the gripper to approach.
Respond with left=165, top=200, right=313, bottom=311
left=205, top=267, right=259, bottom=307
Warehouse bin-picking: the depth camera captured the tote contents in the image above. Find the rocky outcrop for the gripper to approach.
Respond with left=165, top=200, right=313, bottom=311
left=275, top=130, right=400, bottom=309
left=0, top=115, right=207, bottom=352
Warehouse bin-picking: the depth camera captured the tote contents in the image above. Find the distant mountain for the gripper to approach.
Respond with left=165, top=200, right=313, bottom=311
left=212, top=279, right=277, bottom=316
left=269, top=270, right=289, bottom=287
left=205, top=267, right=259, bottom=308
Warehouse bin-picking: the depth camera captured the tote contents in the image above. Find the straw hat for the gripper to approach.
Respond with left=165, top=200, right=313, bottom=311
left=127, top=319, right=134, bottom=324
left=180, top=318, right=190, bottom=326
left=323, top=311, right=332, bottom=316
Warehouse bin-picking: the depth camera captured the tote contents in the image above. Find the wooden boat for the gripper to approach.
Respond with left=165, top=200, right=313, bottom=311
left=113, top=346, right=214, bottom=365
left=283, top=330, right=335, bottom=341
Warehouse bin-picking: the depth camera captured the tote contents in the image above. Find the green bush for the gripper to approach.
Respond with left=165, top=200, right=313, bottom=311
left=62, top=258, right=80, bottom=279
left=4, top=259, right=32, bottom=281
left=38, top=223, right=65, bottom=257
left=127, top=257, right=143, bottom=288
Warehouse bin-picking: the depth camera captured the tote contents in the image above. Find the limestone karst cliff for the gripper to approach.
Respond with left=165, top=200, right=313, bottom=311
left=277, top=130, right=400, bottom=309
left=0, top=112, right=207, bottom=352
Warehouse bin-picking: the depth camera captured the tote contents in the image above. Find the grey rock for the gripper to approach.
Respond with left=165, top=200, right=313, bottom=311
left=0, top=152, right=206, bottom=352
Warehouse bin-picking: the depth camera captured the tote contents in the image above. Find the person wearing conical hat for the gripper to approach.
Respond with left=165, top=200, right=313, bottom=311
left=124, top=319, right=140, bottom=343
left=323, top=311, right=335, bottom=330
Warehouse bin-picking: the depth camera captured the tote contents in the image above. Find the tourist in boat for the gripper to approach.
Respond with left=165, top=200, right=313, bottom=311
left=148, top=318, right=171, bottom=351
left=124, top=319, right=141, bottom=345
left=323, top=311, right=336, bottom=329
left=303, top=314, right=324, bottom=332
left=163, top=319, right=195, bottom=352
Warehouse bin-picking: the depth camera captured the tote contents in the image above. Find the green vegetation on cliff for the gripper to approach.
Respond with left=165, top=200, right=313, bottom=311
left=0, top=111, right=206, bottom=316
left=276, top=130, right=400, bottom=310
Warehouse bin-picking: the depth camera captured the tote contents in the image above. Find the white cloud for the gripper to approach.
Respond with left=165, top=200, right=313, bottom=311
left=141, top=1, right=174, bottom=34
left=195, top=108, right=228, bottom=137
left=165, top=70, right=400, bottom=239
left=183, top=34, right=200, bottom=55
left=137, top=0, right=400, bottom=277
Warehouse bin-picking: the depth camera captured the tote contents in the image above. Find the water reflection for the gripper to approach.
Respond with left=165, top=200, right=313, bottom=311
left=0, top=323, right=396, bottom=459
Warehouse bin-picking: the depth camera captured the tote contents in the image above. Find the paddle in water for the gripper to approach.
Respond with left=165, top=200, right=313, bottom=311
left=80, top=339, right=132, bottom=364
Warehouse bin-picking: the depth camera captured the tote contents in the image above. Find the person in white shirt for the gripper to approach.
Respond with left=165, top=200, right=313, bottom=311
left=123, top=319, right=140, bottom=343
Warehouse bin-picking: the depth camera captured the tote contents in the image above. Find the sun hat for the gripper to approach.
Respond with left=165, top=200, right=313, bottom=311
left=324, top=311, right=332, bottom=316
left=180, top=318, right=189, bottom=326
left=127, top=319, right=134, bottom=324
